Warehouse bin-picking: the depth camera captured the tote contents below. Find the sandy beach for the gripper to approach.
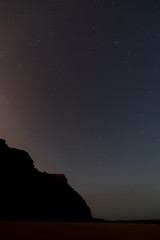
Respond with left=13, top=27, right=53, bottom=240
left=0, top=221, right=160, bottom=240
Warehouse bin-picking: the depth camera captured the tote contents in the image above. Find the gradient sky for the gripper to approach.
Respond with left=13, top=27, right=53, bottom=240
left=1, top=0, right=160, bottom=220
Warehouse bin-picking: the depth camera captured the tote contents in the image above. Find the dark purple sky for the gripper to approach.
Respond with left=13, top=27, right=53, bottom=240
left=1, top=0, right=160, bottom=220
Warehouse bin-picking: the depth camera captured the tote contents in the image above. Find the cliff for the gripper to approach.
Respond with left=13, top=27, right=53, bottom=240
left=0, top=139, right=93, bottom=221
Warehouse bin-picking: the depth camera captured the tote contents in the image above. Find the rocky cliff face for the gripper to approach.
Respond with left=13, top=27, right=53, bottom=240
left=0, top=139, right=93, bottom=221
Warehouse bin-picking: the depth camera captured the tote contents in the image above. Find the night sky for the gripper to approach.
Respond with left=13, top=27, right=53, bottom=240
left=1, top=0, right=160, bottom=220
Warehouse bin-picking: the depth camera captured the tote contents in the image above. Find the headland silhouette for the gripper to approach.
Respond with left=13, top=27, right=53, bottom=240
left=0, top=139, right=93, bottom=221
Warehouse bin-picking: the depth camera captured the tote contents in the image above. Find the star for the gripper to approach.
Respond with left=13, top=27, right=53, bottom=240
left=114, top=40, right=119, bottom=47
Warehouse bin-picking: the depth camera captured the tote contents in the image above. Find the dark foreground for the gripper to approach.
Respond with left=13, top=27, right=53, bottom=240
left=0, top=221, right=160, bottom=240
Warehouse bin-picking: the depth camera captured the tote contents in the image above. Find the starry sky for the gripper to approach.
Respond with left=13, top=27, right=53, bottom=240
left=1, top=0, right=160, bottom=220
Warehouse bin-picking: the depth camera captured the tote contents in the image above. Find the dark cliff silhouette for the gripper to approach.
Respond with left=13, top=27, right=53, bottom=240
left=0, top=139, right=93, bottom=221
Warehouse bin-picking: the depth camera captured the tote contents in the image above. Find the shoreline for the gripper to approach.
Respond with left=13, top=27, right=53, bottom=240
left=0, top=221, right=160, bottom=240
